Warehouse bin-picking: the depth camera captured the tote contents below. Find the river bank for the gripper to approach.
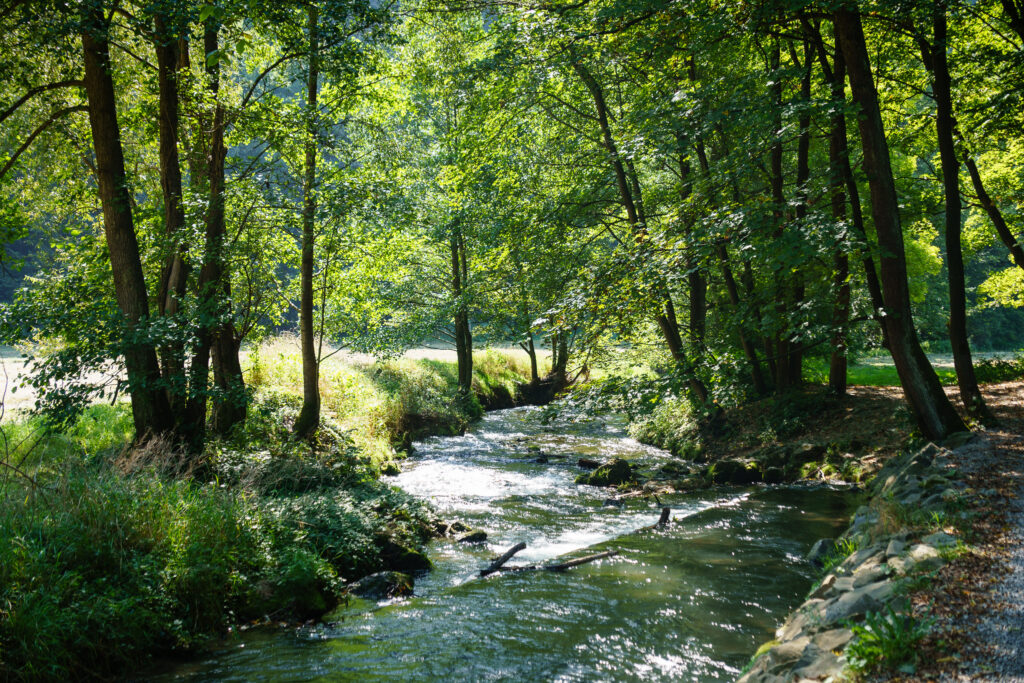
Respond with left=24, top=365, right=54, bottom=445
left=0, top=346, right=540, bottom=680
left=727, top=380, right=1024, bottom=681
left=148, top=404, right=859, bottom=681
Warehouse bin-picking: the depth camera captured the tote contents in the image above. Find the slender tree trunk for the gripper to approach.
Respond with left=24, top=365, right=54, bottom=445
left=573, top=57, right=710, bottom=403
left=786, top=37, right=814, bottom=388
left=153, top=14, right=189, bottom=410
left=835, top=4, right=966, bottom=441
left=926, top=5, right=994, bottom=423
left=809, top=20, right=890, bottom=348
left=676, top=140, right=707, bottom=349
left=294, top=4, right=321, bottom=438
left=526, top=333, right=539, bottom=383
left=827, top=32, right=851, bottom=395
left=962, top=153, right=1024, bottom=271
left=449, top=224, right=473, bottom=398
left=689, top=130, right=768, bottom=394
left=81, top=7, right=172, bottom=441
left=768, top=39, right=795, bottom=392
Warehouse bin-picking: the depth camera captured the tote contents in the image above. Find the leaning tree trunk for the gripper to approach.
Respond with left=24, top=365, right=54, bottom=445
left=572, top=57, right=709, bottom=403
left=927, top=5, right=994, bottom=423
left=835, top=4, right=966, bottom=441
left=81, top=7, right=173, bottom=441
left=294, top=4, right=321, bottom=439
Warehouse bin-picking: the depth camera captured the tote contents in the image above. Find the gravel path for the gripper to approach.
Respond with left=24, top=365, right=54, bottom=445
left=936, top=415, right=1024, bottom=681
left=972, top=485, right=1024, bottom=680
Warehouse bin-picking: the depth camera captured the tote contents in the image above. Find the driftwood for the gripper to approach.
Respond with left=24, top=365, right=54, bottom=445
left=479, top=541, right=527, bottom=577
left=543, top=550, right=618, bottom=572
left=479, top=543, right=618, bottom=575
left=634, top=507, right=671, bottom=533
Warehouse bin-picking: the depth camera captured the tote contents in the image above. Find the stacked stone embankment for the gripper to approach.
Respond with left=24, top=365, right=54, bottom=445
left=739, top=440, right=971, bottom=682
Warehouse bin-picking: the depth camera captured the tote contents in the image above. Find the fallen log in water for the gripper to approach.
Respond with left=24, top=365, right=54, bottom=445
left=479, top=544, right=618, bottom=575
left=634, top=507, right=671, bottom=532
left=543, top=550, right=618, bottom=572
left=479, top=541, right=527, bottom=577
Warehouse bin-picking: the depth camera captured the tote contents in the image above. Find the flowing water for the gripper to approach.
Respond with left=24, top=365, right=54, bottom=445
left=157, top=406, right=857, bottom=682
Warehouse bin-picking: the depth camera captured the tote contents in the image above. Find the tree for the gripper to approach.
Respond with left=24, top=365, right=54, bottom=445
left=834, top=3, right=966, bottom=441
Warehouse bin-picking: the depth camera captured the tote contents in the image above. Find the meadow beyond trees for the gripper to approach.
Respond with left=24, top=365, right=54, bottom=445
left=2, top=0, right=1024, bottom=678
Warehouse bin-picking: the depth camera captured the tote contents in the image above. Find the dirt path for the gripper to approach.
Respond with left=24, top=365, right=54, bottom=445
left=901, top=382, right=1024, bottom=681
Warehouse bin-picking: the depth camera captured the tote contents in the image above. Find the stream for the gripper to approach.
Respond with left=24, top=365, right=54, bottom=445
left=156, top=406, right=858, bottom=682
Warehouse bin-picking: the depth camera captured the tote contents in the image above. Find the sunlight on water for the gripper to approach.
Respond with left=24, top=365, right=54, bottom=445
left=153, top=406, right=858, bottom=682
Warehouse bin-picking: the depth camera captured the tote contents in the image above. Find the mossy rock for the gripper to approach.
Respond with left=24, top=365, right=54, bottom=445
left=709, top=459, right=761, bottom=485
left=379, top=540, right=432, bottom=573
left=347, top=571, right=414, bottom=599
left=575, top=458, right=634, bottom=487
left=380, top=461, right=401, bottom=476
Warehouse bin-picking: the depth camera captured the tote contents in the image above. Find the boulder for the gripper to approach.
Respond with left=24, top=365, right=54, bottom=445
left=885, top=538, right=906, bottom=558
left=709, top=459, right=761, bottom=485
left=852, top=563, right=888, bottom=588
left=943, top=431, right=975, bottom=450
left=575, top=458, right=634, bottom=486
left=889, top=544, right=943, bottom=576
left=807, top=538, right=836, bottom=566
left=764, top=466, right=786, bottom=484
left=347, top=571, right=414, bottom=599
left=812, top=627, right=854, bottom=653
left=380, top=540, right=432, bottom=573
left=457, top=530, right=488, bottom=544
left=380, top=461, right=401, bottom=476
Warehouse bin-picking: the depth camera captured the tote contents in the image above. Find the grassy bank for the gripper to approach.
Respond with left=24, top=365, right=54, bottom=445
left=0, top=344, right=536, bottom=680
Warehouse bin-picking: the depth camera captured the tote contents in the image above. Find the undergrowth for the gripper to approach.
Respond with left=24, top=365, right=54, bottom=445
left=0, top=345, right=532, bottom=680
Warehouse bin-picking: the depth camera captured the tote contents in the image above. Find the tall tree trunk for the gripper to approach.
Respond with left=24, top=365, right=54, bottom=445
left=153, top=13, right=189, bottom=410
left=450, top=226, right=473, bottom=398
left=835, top=4, right=966, bottom=441
left=689, top=125, right=767, bottom=394
left=81, top=7, right=172, bottom=441
left=809, top=19, right=890, bottom=348
left=827, top=30, right=851, bottom=395
left=294, top=4, right=321, bottom=439
left=926, top=5, right=994, bottom=423
left=768, top=38, right=794, bottom=392
left=675, top=139, right=707, bottom=350
left=786, top=37, right=813, bottom=388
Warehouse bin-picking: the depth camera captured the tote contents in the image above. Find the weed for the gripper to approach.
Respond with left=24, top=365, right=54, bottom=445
left=846, top=605, right=932, bottom=676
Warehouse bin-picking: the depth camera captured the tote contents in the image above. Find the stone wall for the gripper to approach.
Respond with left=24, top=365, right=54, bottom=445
left=738, top=440, right=970, bottom=682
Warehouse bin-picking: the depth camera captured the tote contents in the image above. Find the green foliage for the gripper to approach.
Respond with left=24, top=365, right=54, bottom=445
left=0, top=383, right=437, bottom=680
left=846, top=606, right=932, bottom=676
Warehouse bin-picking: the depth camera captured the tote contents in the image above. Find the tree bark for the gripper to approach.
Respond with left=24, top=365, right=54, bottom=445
left=526, top=333, right=539, bottom=383
left=925, top=6, right=994, bottom=423
left=81, top=6, right=173, bottom=441
left=294, top=4, right=321, bottom=439
left=827, top=30, right=851, bottom=395
left=153, top=12, right=189, bottom=412
left=835, top=4, right=966, bottom=441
